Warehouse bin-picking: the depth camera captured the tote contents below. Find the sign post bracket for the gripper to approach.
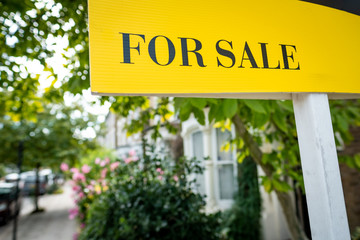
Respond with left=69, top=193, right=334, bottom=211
left=292, top=93, right=350, bottom=240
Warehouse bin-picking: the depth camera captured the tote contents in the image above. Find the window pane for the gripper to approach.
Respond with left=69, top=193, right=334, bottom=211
left=196, top=173, right=206, bottom=196
left=218, top=164, right=235, bottom=199
left=192, top=131, right=204, bottom=160
left=192, top=131, right=205, bottom=195
left=216, top=128, right=232, bottom=161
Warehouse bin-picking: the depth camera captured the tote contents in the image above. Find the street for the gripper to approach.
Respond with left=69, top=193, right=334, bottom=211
left=0, top=183, right=77, bottom=240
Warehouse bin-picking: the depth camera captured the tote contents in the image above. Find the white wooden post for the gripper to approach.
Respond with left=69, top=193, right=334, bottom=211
left=292, top=93, right=350, bottom=240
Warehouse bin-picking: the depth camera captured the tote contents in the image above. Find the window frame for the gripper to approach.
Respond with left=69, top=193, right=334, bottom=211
left=211, top=127, right=237, bottom=209
left=190, top=130, right=206, bottom=196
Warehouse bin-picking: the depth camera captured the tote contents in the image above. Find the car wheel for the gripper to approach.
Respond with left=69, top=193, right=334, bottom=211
left=0, top=211, right=10, bottom=225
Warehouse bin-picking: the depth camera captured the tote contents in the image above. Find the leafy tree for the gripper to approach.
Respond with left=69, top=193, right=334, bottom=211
left=0, top=0, right=98, bottom=213
left=0, top=0, right=91, bottom=129
left=0, top=103, right=99, bottom=211
left=0, top=103, right=99, bottom=168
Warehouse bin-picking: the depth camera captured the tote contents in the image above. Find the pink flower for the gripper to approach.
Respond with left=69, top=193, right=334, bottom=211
left=156, top=168, right=164, bottom=175
left=129, top=149, right=136, bottom=156
left=101, top=168, right=107, bottom=179
left=73, top=233, right=79, bottom=240
left=173, top=175, right=179, bottom=182
left=68, top=208, right=79, bottom=220
left=60, top=163, right=69, bottom=172
left=124, top=155, right=139, bottom=164
left=78, top=192, right=85, bottom=199
left=124, top=158, right=132, bottom=164
left=72, top=185, right=81, bottom=192
left=70, top=168, right=79, bottom=174
left=101, top=180, right=107, bottom=187
left=81, top=164, right=91, bottom=174
left=100, top=160, right=106, bottom=167
left=90, top=180, right=96, bottom=186
left=157, top=175, right=163, bottom=181
left=104, top=158, right=110, bottom=164
left=80, top=223, right=86, bottom=229
left=110, top=162, right=120, bottom=171
left=95, top=158, right=101, bottom=165
left=87, top=185, right=94, bottom=192
left=73, top=172, right=86, bottom=182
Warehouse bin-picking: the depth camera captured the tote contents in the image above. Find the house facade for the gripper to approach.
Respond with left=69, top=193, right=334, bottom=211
left=182, top=111, right=291, bottom=240
left=99, top=108, right=294, bottom=240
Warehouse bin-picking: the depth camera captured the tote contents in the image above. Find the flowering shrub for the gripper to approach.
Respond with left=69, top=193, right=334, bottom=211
left=61, top=155, right=122, bottom=227
left=62, top=148, right=221, bottom=239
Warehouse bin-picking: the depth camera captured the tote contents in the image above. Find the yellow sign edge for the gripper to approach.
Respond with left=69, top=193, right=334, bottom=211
left=91, top=92, right=360, bottom=100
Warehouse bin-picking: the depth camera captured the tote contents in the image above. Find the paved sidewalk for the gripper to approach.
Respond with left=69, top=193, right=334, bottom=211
left=0, top=183, right=77, bottom=240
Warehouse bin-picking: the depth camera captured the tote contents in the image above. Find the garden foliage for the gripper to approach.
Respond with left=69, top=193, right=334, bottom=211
left=62, top=148, right=222, bottom=240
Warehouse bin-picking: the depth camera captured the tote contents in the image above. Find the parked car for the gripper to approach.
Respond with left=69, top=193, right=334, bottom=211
left=4, top=173, right=19, bottom=183
left=0, top=182, right=22, bottom=225
left=40, top=169, right=53, bottom=191
left=5, top=173, right=25, bottom=189
left=22, top=172, right=47, bottom=196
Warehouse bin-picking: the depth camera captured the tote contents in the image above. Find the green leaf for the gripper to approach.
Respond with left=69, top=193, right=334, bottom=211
left=272, top=110, right=288, bottom=133
left=277, top=100, right=293, bottom=112
left=354, top=154, right=360, bottom=169
left=238, top=138, right=244, bottom=149
left=272, top=179, right=292, bottom=192
left=242, top=100, right=267, bottom=114
left=208, top=104, right=219, bottom=123
left=209, top=103, right=227, bottom=122
left=204, top=98, right=218, bottom=104
left=190, top=98, right=207, bottom=110
left=221, top=142, right=230, bottom=152
left=193, top=108, right=205, bottom=125
left=237, top=152, right=246, bottom=164
left=222, top=99, right=238, bottom=118
left=252, top=112, right=269, bottom=128
left=348, top=106, right=360, bottom=118
left=336, top=114, right=349, bottom=132
left=178, top=101, right=193, bottom=121
left=179, top=107, right=191, bottom=122
left=262, top=177, right=272, bottom=192
left=262, top=153, right=271, bottom=164
left=344, top=156, right=356, bottom=169
left=174, top=98, right=186, bottom=112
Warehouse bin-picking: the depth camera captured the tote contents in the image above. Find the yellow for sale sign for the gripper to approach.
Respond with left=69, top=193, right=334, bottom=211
left=88, top=0, right=360, bottom=99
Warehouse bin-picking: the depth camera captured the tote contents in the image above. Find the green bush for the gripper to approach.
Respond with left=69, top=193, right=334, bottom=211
left=75, top=149, right=221, bottom=240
